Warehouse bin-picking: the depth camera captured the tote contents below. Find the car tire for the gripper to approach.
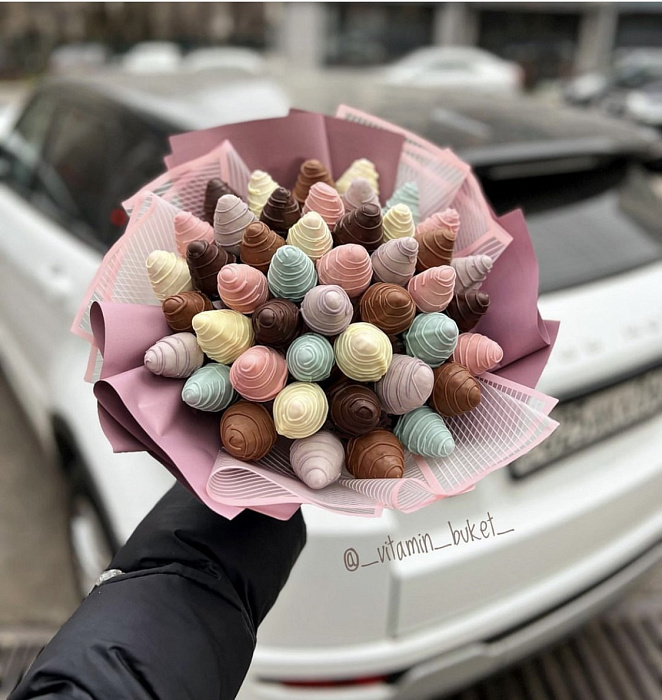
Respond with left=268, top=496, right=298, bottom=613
left=66, top=462, right=116, bottom=598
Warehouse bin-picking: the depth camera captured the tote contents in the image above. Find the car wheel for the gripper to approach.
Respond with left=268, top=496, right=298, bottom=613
left=67, top=465, right=116, bottom=598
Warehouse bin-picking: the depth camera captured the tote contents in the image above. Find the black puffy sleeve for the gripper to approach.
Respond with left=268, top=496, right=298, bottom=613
left=10, top=483, right=306, bottom=700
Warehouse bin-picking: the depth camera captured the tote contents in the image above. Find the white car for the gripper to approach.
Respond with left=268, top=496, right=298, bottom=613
left=120, top=41, right=183, bottom=73
left=47, top=42, right=110, bottom=75
left=182, top=47, right=266, bottom=76
left=0, top=75, right=661, bottom=700
left=379, top=46, right=523, bottom=93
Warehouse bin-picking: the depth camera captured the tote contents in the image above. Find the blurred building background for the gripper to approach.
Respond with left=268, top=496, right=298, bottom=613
left=1, top=2, right=661, bottom=88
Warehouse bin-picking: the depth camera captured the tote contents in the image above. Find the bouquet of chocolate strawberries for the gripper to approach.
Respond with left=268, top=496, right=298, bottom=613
left=73, top=107, right=559, bottom=520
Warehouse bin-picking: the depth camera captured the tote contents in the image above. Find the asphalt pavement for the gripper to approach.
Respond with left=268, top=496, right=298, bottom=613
left=0, top=370, right=79, bottom=628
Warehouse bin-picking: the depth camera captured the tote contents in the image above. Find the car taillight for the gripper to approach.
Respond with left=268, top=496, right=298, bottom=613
left=280, top=673, right=392, bottom=688
left=110, top=207, right=128, bottom=227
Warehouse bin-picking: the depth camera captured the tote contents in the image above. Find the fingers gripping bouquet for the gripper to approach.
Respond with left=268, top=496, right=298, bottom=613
left=73, top=107, right=560, bottom=520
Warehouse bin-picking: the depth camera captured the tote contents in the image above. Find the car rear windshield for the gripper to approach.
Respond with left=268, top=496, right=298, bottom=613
left=370, top=99, right=662, bottom=293
left=477, top=157, right=662, bottom=294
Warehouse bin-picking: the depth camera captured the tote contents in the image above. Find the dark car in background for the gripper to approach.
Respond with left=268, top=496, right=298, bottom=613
left=564, top=48, right=662, bottom=129
left=1, top=72, right=661, bottom=700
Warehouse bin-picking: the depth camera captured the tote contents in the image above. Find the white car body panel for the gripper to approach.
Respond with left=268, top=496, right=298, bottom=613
left=536, top=262, right=662, bottom=398
left=51, top=332, right=175, bottom=543
left=0, top=184, right=173, bottom=541
left=250, top=409, right=662, bottom=675
left=238, top=547, right=662, bottom=699
left=0, top=185, right=99, bottom=437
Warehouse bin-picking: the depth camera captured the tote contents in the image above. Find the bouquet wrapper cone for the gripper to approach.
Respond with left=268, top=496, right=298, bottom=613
left=71, top=108, right=560, bottom=520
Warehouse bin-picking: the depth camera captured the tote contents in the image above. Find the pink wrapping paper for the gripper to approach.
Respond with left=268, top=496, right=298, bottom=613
left=496, top=320, right=560, bottom=387
left=166, top=110, right=405, bottom=203
left=476, top=209, right=559, bottom=388
left=90, top=302, right=170, bottom=380
left=90, top=302, right=300, bottom=521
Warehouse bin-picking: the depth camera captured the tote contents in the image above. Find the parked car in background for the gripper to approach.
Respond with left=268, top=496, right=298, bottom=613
left=182, top=46, right=266, bottom=75
left=0, top=84, right=26, bottom=141
left=0, top=73, right=661, bottom=700
left=602, top=79, right=662, bottom=129
left=47, top=42, right=110, bottom=75
left=120, top=41, right=183, bottom=73
left=564, top=48, right=662, bottom=128
left=379, top=46, right=523, bottom=93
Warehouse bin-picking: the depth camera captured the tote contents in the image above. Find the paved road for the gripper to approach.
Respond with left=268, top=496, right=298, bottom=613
left=0, top=371, right=78, bottom=627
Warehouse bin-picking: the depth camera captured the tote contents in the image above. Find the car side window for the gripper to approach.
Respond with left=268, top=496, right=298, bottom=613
left=36, top=102, right=119, bottom=240
left=3, top=85, right=174, bottom=252
left=37, top=99, right=172, bottom=251
left=101, top=114, right=172, bottom=248
left=3, top=91, right=59, bottom=195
